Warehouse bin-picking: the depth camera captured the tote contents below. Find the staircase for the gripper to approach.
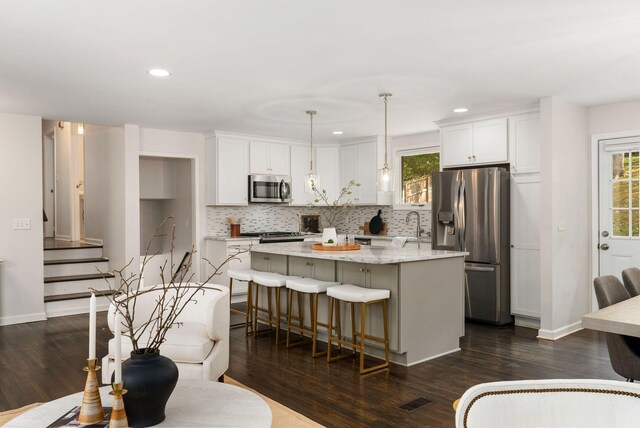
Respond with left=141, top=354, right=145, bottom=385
left=44, top=241, right=115, bottom=317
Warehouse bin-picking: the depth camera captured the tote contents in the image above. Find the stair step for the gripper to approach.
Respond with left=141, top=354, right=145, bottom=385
left=44, top=247, right=104, bottom=261
left=44, top=257, right=109, bottom=265
left=45, top=293, right=111, bottom=318
left=44, top=273, right=114, bottom=283
left=44, top=259, right=110, bottom=277
left=44, top=290, right=112, bottom=303
left=44, top=275, right=115, bottom=297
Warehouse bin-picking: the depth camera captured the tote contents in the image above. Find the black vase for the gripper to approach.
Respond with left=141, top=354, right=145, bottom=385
left=116, top=348, right=179, bottom=427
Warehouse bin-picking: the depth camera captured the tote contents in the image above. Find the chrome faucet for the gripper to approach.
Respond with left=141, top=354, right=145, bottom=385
left=406, top=210, right=423, bottom=248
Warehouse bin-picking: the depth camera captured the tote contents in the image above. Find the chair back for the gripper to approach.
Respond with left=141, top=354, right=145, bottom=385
left=622, top=267, right=640, bottom=297
left=593, top=275, right=630, bottom=309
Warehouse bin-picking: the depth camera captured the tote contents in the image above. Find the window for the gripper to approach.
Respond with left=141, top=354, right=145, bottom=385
left=611, top=151, right=640, bottom=237
left=393, top=148, right=440, bottom=210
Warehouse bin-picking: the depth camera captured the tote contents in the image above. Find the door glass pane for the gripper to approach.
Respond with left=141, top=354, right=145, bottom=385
left=632, top=151, right=639, bottom=179
left=612, top=181, right=629, bottom=208
left=612, top=153, right=630, bottom=179
left=613, top=209, right=630, bottom=237
left=633, top=181, right=639, bottom=208
left=633, top=209, right=640, bottom=237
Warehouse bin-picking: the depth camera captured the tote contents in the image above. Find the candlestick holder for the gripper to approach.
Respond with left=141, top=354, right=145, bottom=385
left=78, top=358, right=104, bottom=424
left=109, top=382, right=129, bottom=428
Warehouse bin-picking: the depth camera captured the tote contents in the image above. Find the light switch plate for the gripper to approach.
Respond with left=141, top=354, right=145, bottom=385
left=13, top=218, right=31, bottom=230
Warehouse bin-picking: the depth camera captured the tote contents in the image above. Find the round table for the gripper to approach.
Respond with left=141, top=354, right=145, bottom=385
left=6, top=380, right=272, bottom=427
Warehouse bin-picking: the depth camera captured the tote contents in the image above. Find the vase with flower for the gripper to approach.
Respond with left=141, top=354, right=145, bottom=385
left=309, top=179, right=359, bottom=246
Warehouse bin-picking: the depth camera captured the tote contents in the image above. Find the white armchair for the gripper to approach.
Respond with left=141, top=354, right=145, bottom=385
left=101, top=284, right=230, bottom=385
left=455, top=379, right=640, bottom=428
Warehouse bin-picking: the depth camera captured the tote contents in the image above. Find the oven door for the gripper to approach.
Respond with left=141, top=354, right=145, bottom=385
left=249, top=175, right=290, bottom=202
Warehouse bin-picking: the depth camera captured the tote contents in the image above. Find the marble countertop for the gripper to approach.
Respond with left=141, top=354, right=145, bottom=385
left=252, top=242, right=466, bottom=264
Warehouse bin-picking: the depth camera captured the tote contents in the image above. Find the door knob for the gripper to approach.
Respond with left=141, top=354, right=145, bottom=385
left=601, top=243, right=610, bottom=251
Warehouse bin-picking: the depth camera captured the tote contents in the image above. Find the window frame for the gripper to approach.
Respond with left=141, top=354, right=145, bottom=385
left=392, top=146, right=441, bottom=211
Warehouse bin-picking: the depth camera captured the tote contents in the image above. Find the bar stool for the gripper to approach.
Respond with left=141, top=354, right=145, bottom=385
left=285, top=277, right=340, bottom=357
left=227, top=268, right=259, bottom=335
left=252, top=272, right=297, bottom=343
left=326, top=284, right=390, bottom=375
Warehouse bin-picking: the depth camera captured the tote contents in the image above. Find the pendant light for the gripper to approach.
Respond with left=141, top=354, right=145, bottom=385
left=377, top=93, right=393, bottom=193
left=304, top=110, right=319, bottom=193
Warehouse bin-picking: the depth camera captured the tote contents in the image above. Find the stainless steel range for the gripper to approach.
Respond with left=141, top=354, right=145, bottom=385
left=240, top=231, right=305, bottom=244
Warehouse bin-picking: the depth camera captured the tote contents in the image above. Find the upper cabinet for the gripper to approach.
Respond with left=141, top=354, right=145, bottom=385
left=441, top=118, right=508, bottom=168
left=289, top=144, right=311, bottom=206
left=249, top=141, right=290, bottom=176
left=340, top=141, right=377, bottom=204
left=206, top=134, right=249, bottom=205
left=508, top=113, right=540, bottom=174
left=315, top=146, right=340, bottom=203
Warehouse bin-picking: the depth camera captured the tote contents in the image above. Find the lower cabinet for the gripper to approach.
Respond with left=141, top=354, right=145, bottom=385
left=251, top=252, right=288, bottom=274
left=336, top=262, right=399, bottom=352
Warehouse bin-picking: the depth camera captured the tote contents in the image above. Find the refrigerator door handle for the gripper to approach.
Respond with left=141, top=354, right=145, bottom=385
left=457, top=172, right=466, bottom=251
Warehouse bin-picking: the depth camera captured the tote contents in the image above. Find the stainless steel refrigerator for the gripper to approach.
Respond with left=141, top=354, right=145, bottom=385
left=431, top=167, right=512, bottom=325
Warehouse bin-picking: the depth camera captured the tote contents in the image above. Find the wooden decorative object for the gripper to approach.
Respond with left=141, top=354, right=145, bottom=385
left=311, top=243, right=361, bottom=251
left=78, top=358, right=104, bottom=424
left=363, top=221, right=387, bottom=235
left=109, top=382, right=129, bottom=428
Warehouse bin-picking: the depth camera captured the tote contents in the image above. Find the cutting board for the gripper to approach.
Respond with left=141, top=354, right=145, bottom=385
left=363, top=221, right=387, bottom=235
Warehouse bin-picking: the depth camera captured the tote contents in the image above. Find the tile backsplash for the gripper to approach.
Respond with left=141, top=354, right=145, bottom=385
left=206, top=204, right=431, bottom=237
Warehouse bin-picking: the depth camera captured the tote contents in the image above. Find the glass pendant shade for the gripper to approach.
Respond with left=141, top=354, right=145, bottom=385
left=377, top=165, right=393, bottom=193
left=305, top=171, right=319, bottom=194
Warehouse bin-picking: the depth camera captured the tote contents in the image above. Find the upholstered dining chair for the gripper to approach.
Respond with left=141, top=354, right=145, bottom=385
left=101, top=283, right=230, bottom=384
left=455, top=379, right=640, bottom=428
left=622, top=267, right=640, bottom=297
left=593, top=275, right=640, bottom=382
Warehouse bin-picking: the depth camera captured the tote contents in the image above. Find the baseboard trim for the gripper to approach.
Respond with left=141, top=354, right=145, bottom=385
left=0, top=312, right=47, bottom=326
left=55, top=235, right=71, bottom=241
left=83, top=237, right=103, bottom=246
left=405, top=348, right=462, bottom=367
left=537, top=321, right=583, bottom=341
left=515, top=316, right=540, bottom=329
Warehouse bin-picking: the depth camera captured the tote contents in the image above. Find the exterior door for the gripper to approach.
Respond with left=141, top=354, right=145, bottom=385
left=598, top=137, right=640, bottom=297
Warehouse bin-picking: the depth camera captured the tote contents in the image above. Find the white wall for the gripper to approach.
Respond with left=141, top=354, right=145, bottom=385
left=392, top=130, right=440, bottom=152
left=588, top=99, right=640, bottom=135
left=54, top=122, right=71, bottom=239
left=0, top=113, right=46, bottom=325
left=539, top=97, right=590, bottom=340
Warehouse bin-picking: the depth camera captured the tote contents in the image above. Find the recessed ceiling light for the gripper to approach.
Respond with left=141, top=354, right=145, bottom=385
left=332, top=131, right=344, bottom=135
left=148, top=69, right=171, bottom=77
left=453, top=108, right=469, bottom=113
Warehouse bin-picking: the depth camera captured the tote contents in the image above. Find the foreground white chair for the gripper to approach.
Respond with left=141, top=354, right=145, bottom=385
left=455, top=379, right=640, bottom=428
left=101, top=283, right=230, bottom=384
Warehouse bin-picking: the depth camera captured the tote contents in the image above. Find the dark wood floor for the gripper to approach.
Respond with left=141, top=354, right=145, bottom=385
left=0, top=312, right=620, bottom=427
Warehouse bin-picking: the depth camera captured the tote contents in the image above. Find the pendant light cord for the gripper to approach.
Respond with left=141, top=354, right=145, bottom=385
left=379, top=93, right=392, bottom=169
left=306, top=110, right=316, bottom=173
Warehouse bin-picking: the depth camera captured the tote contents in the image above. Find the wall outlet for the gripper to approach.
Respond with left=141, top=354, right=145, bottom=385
left=13, top=218, right=31, bottom=230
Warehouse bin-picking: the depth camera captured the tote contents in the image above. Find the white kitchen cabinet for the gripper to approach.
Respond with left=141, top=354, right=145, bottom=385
left=509, top=113, right=540, bottom=174
left=441, top=118, right=507, bottom=167
left=249, top=140, right=290, bottom=176
left=340, top=141, right=377, bottom=204
left=315, top=146, right=340, bottom=203
left=289, top=144, right=311, bottom=206
left=510, top=173, right=541, bottom=320
left=206, top=134, right=249, bottom=205
left=139, top=157, right=176, bottom=199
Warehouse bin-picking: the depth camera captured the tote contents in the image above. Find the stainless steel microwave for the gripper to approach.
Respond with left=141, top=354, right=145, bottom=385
left=248, top=174, right=291, bottom=203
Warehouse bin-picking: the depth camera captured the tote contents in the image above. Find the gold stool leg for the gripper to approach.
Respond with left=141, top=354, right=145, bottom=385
left=351, top=302, right=357, bottom=354
left=286, top=288, right=293, bottom=347
left=382, top=300, right=390, bottom=367
left=359, top=302, right=366, bottom=374
left=246, top=281, right=253, bottom=335
left=327, top=296, right=334, bottom=362
left=275, top=287, right=282, bottom=344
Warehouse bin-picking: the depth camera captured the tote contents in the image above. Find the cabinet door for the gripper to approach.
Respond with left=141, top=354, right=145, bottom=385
left=315, top=146, right=340, bottom=202
left=289, top=145, right=311, bottom=206
left=268, top=143, right=291, bottom=176
left=357, top=142, right=377, bottom=204
left=366, top=264, right=399, bottom=351
left=310, top=258, right=336, bottom=281
left=336, top=261, right=367, bottom=286
left=340, top=145, right=359, bottom=201
left=509, top=113, right=540, bottom=174
left=251, top=252, right=287, bottom=274
left=441, top=124, right=473, bottom=167
left=217, top=138, right=249, bottom=205
left=510, top=173, right=541, bottom=318
left=472, top=118, right=508, bottom=164
left=249, top=141, right=270, bottom=174
left=288, top=256, right=311, bottom=277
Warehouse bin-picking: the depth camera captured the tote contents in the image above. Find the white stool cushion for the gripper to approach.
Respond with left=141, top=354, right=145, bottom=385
left=252, top=272, right=292, bottom=287
left=228, top=268, right=258, bottom=282
left=286, top=277, right=340, bottom=293
left=327, top=284, right=390, bottom=303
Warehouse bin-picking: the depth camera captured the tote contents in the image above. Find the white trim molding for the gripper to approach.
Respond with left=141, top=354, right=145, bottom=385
left=537, top=321, right=583, bottom=341
left=0, top=312, right=47, bottom=326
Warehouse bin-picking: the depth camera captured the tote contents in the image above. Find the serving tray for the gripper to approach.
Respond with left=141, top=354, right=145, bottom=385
left=311, top=243, right=361, bottom=251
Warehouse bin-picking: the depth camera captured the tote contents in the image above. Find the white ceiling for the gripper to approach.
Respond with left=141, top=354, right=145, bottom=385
left=0, top=1, right=638, bottom=141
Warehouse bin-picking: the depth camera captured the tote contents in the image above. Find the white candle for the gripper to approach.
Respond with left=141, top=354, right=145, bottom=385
left=114, top=313, right=122, bottom=384
left=89, top=293, right=96, bottom=360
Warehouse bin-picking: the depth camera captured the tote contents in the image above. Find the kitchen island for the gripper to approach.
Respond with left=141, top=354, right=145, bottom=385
left=250, top=242, right=467, bottom=366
